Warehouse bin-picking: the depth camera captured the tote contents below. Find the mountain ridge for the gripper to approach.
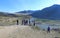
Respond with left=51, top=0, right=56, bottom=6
left=31, top=4, right=60, bottom=20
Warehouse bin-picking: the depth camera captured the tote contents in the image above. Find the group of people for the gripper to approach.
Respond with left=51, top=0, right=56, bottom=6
left=22, top=19, right=28, bottom=25
left=16, top=19, right=51, bottom=33
left=16, top=19, right=28, bottom=25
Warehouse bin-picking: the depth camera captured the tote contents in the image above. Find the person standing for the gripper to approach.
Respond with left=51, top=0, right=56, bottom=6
left=47, top=26, right=50, bottom=33
left=29, top=19, right=31, bottom=26
left=22, top=20, right=23, bottom=25
left=33, top=20, right=35, bottom=26
left=17, top=20, right=19, bottom=25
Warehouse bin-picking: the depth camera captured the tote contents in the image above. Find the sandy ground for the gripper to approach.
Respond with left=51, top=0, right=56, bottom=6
left=0, top=25, right=60, bottom=38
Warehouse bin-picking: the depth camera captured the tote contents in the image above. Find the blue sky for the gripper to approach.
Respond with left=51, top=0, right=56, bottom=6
left=0, top=0, right=60, bottom=13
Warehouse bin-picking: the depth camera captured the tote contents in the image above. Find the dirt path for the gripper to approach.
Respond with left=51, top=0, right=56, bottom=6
left=0, top=25, right=18, bottom=38
left=0, top=25, right=60, bottom=38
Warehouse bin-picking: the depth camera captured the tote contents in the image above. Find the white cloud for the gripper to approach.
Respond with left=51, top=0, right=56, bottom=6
left=54, top=0, right=60, bottom=4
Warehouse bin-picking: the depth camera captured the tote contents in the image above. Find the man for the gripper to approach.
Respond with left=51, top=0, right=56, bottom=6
left=33, top=21, right=35, bottom=26
left=17, top=20, right=19, bottom=25
left=47, top=26, right=50, bottom=33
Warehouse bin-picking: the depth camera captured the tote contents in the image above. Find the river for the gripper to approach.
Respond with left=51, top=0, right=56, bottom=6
left=36, top=23, right=60, bottom=30
left=30, top=18, right=60, bottom=30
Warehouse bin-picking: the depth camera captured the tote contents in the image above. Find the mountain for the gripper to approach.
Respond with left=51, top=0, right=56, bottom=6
left=17, top=10, right=33, bottom=13
left=0, top=10, right=34, bottom=17
left=0, top=12, right=18, bottom=17
left=31, top=4, right=60, bottom=20
left=16, top=10, right=34, bottom=15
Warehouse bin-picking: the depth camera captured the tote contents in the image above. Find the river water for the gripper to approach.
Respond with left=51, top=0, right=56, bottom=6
left=30, top=18, right=60, bottom=30
left=36, top=23, right=60, bottom=30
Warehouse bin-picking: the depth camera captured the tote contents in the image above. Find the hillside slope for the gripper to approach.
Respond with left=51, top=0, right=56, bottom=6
left=31, top=4, right=60, bottom=20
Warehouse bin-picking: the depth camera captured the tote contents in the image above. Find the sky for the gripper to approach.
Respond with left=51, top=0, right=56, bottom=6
left=0, top=0, right=60, bottom=13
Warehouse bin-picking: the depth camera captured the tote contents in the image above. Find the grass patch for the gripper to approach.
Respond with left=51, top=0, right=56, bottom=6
left=31, top=26, right=40, bottom=30
left=34, top=26, right=40, bottom=30
left=0, top=26, right=5, bottom=29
